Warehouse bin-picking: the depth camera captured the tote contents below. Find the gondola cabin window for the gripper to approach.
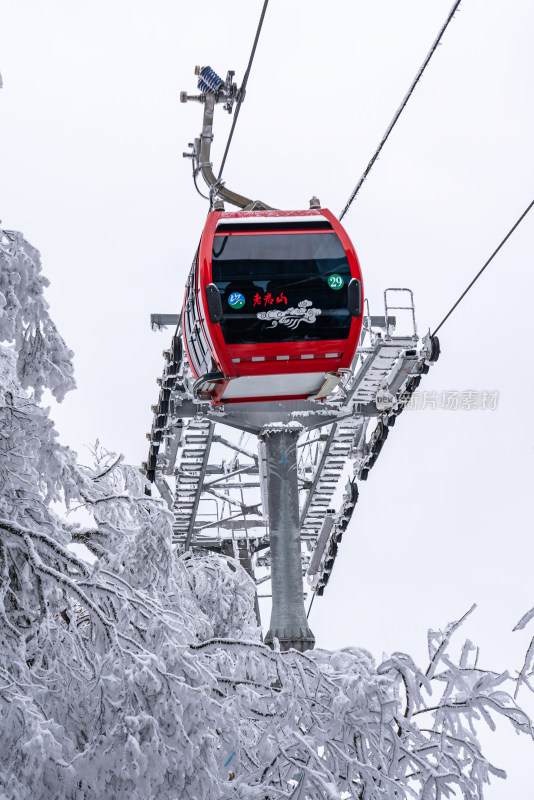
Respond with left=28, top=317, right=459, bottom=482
left=211, top=231, right=352, bottom=345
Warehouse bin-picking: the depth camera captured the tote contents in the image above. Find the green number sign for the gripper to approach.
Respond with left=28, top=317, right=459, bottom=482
left=328, top=274, right=344, bottom=290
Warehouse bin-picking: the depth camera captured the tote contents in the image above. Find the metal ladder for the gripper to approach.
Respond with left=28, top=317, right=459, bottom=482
left=299, top=420, right=359, bottom=538
left=349, top=341, right=416, bottom=405
left=172, top=419, right=214, bottom=542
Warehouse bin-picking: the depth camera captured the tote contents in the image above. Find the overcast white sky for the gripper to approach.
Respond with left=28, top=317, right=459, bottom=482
left=1, top=1, right=534, bottom=794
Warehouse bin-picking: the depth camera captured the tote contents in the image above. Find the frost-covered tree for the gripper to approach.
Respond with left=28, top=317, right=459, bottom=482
left=0, top=226, right=532, bottom=799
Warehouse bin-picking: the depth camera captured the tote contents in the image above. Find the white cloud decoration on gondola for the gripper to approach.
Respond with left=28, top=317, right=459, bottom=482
left=257, top=299, right=321, bottom=330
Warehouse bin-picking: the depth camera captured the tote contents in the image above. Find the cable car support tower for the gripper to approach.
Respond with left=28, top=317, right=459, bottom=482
left=145, top=66, right=440, bottom=652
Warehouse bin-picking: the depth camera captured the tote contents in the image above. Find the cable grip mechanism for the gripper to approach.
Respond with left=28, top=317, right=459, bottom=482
left=180, top=63, right=270, bottom=209
left=181, top=65, right=238, bottom=114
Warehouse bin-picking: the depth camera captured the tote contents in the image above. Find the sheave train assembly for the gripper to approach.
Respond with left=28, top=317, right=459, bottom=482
left=144, top=66, right=440, bottom=651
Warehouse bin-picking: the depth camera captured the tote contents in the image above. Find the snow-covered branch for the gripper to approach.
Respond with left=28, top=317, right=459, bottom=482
left=1, top=226, right=533, bottom=798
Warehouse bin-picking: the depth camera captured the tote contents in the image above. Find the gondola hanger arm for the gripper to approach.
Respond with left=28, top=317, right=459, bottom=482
left=181, top=66, right=272, bottom=210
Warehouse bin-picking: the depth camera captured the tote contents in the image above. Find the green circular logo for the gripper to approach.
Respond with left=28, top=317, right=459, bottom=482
left=328, top=274, right=344, bottom=290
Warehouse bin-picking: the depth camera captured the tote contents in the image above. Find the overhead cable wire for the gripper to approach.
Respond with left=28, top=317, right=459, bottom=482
left=305, top=199, right=534, bottom=622
left=218, top=0, right=269, bottom=181
left=193, top=168, right=210, bottom=201
left=339, top=0, right=462, bottom=221
left=432, top=199, right=534, bottom=337
left=306, top=591, right=316, bottom=620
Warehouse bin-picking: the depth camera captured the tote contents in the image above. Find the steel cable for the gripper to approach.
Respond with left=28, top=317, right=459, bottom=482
left=306, top=592, right=316, bottom=620
left=432, top=199, right=534, bottom=337
left=340, top=0, right=462, bottom=221
left=218, top=0, right=269, bottom=181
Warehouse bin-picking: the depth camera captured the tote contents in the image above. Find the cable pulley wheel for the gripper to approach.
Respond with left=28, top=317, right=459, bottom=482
left=429, top=335, right=440, bottom=363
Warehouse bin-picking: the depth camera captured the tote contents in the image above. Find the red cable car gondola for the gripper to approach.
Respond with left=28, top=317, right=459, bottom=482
left=182, top=206, right=363, bottom=404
